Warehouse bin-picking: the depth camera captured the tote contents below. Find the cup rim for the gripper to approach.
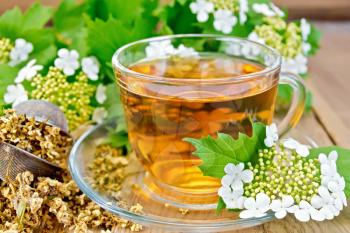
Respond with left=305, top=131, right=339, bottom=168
left=112, top=34, right=282, bottom=84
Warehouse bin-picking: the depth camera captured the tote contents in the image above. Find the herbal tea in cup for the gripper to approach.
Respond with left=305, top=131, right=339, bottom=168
left=113, top=35, right=306, bottom=206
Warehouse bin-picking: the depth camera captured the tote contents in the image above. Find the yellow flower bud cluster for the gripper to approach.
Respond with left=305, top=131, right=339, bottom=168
left=31, top=67, right=96, bottom=131
left=254, top=17, right=303, bottom=58
left=0, top=37, right=13, bottom=64
left=244, top=145, right=321, bottom=204
left=209, top=0, right=239, bottom=12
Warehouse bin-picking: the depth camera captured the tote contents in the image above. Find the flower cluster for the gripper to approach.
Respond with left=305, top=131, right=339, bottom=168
left=3, top=48, right=108, bottom=131
left=248, top=17, right=309, bottom=74
left=189, top=0, right=283, bottom=34
left=0, top=37, right=13, bottom=64
left=219, top=123, right=347, bottom=222
left=0, top=37, right=34, bottom=67
left=188, top=0, right=315, bottom=75
left=31, top=67, right=96, bottom=130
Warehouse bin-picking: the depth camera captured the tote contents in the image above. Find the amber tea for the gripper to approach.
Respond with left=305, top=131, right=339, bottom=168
left=119, top=54, right=279, bottom=200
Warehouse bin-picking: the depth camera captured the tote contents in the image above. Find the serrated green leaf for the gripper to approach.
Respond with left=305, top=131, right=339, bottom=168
left=0, top=3, right=53, bottom=39
left=53, top=0, right=88, bottom=55
left=22, top=3, right=53, bottom=31
left=0, top=7, right=23, bottom=39
left=309, top=146, right=350, bottom=197
left=24, top=28, right=57, bottom=66
left=184, top=122, right=266, bottom=178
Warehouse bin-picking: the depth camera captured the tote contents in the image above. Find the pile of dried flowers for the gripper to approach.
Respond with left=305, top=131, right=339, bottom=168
left=0, top=110, right=72, bottom=168
left=0, top=111, right=142, bottom=232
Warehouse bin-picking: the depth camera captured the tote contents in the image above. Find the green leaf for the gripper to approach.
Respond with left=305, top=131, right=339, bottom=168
left=53, top=0, right=89, bottom=55
left=309, top=146, right=350, bottom=197
left=158, top=0, right=200, bottom=34
left=25, top=28, right=57, bottom=66
left=22, top=3, right=53, bottom=31
left=103, top=84, right=124, bottom=119
left=184, top=122, right=266, bottom=178
left=0, top=3, right=53, bottom=39
left=0, top=64, right=20, bottom=107
left=307, top=24, right=322, bottom=56
left=217, top=197, right=226, bottom=213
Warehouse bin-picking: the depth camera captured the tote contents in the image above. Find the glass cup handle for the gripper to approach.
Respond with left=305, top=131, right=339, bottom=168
left=277, top=72, right=307, bottom=136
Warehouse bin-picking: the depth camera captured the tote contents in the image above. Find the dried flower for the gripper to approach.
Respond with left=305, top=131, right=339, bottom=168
left=0, top=110, right=72, bottom=168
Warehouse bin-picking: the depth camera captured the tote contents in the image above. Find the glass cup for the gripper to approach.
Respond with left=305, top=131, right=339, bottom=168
left=113, top=35, right=306, bottom=207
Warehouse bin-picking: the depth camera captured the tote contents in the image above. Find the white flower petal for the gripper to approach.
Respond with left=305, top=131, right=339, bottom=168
left=275, top=209, right=287, bottom=219
left=243, top=197, right=256, bottom=210
left=241, top=169, right=254, bottom=183
left=256, top=193, right=270, bottom=208
left=329, top=151, right=338, bottom=161
left=294, top=209, right=310, bottom=222
left=224, top=163, right=235, bottom=174
left=320, top=206, right=334, bottom=220
left=328, top=181, right=340, bottom=193
left=264, top=137, right=274, bottom=147
left=270, top=199, right=282, bottom=212
left=283, top=138, right=298, bottom=149
left=96, top=84, right=107, bottom=104
left=311, top=195, right=323, bottom=209
left=231, top=179, right=243, bottom=190
left=239, top=209, right=257, bottom=219
left=318, top=153, right=328, bottom=164
left=309, top=208, right=325, bottom=221
left=282, top=195, right=294, bottom=207
left=221, top=174, right=234, bottom=187
left=296, top=144, right=310, bottom=157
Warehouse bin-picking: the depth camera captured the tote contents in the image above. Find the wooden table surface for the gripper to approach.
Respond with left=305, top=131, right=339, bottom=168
left=112, top=21, right=350, bottom=233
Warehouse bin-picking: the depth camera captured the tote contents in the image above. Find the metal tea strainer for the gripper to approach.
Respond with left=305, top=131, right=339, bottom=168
left=0, top=100, right=71, bottom=181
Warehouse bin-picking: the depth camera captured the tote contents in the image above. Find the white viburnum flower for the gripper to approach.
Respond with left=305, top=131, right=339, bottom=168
left=54, top=48, right=80, bottom=76
left=218, top=186, right=245, bottom=209
left=283, top=138, right=310, bottom=157
left=174, top=44, right=199, bottom=58
left=239, top=0, right=249, bottom=24
left=82, top=56, right=100, bottom=81
left=318, top=151, right=338, bottom=165
left=270, top=195, right=295, bottom=219
left=318, top=151, right=344, bottom=189
left=311, top=186, right=338, bottom=220
left=248, top=32, right=265, bottom=45
left=213, top=9, right=237, bottom=34
left=281, top=54, right=308, bottom=74
left=293, top=200, right=325, bottom=222
left=9, top=38, right=33, bottom=66
left=302, top=42, right=311, bottom=54
left=92, top=107, right=107, bottom=124
left=264, top=123, right=278, bottom=147
left=270, top=3, right=285, bottom=17
left=239, top=193, right=271, bottom=218
left=145, top=40, right=176, bottom=58
left=96, top=84, right=107, bottom=104
left=223, top=163, right=254, bottom=189
left=189, top=0, right=214, bottom=23
left=15, top=59, right=43, bottom=83
left=252, top=3, right=276, bottom=17
left=4, top=84, right=28, bottom=106
left=300, top=18, right=311, bottom=41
